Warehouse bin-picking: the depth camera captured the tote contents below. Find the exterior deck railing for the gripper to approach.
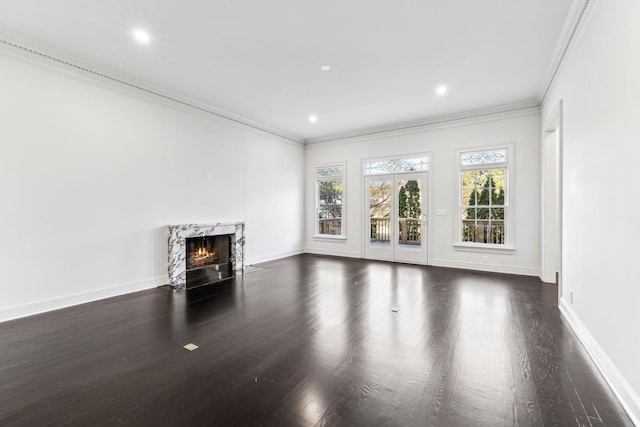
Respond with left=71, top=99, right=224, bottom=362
left=323, top=218, right=502, bottom=245
left=318, top=218, right=342, bottom=235
left=370, top=218, right=421, bottom=245
left=461, top=220, right=505, bottom=244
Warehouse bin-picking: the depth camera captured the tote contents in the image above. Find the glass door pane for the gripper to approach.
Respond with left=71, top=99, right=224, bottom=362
left=365, top=176, right=393, bottom=261
left=364, top=173, right=427, bottom=264
left=397, top=178, right=422, bottom=248
left=394, top=173, right=427, bottom=264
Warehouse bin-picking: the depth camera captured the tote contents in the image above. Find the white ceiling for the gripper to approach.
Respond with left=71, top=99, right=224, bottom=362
left=0, top=0, right=574, bottom=142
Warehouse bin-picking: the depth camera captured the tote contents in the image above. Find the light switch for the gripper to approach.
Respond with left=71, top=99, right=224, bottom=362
left=206, top=172, right=212, bottom=181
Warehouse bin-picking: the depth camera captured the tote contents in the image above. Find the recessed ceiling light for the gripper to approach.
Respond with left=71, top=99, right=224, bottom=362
left=309, top=115, right=318, bottom=123
left=133, top=29, right=151, bottom=44
left=320, top=65, right=331, bottom=71
left=436, top=85, right=448, bottom=95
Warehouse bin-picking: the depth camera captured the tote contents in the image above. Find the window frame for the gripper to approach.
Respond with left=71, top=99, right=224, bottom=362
left=363, top=154, right=429, bottom=176
left=455, top=145, right=515, bottom=251
left=314, top=162, right=346, bottom=240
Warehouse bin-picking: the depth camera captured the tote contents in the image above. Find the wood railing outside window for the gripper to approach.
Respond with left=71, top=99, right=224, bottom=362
left=370, top=218, right=421, bottom=245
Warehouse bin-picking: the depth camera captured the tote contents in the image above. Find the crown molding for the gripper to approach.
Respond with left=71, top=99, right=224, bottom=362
left=539, top=0, right=595, bottom=105
left=304, top=101, right=541, bottom=145
left=0, top=28, right=553, bottom=148
left=0, top=32, right=304, bottom=145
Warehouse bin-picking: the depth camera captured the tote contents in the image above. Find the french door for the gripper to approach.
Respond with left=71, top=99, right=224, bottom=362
left=364, top=172, right=427, bottom=263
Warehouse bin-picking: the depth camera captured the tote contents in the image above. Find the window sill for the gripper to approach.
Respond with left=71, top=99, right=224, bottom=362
left=453, top=243, right=515, bottom=254
left=313, top=235, right=347, bottom=241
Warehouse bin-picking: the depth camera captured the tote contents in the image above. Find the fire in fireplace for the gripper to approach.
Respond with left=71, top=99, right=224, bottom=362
left=185, top=235, right=233, bottom=289
left=187, top=238, right=219, bottom=270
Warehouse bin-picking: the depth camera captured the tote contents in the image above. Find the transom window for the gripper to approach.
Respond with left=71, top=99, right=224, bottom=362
left=316, top=163, right=345, bottom=238
left=459, top=147, right=510, bottom=246
left=364, top=156, right=428, bottom=175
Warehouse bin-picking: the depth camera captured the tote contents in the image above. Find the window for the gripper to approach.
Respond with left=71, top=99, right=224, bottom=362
left=364, top=155, right=428, bottom=175
left=316, top=164, right=345, bottom=238
left=458, top=147, right=511, bottom=247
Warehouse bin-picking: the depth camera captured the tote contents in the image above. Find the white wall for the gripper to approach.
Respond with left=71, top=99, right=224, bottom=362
left=304, top=112, right=541, bottom=276
left=0, top=53, right=304, bottom=321
left=542, top=0, right=640, bottom=421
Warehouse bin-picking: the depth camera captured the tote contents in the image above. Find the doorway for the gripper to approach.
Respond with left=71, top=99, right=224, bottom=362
left=542, top=101, right=563, bottom=302
left=364, top=172, right=428, bottom=263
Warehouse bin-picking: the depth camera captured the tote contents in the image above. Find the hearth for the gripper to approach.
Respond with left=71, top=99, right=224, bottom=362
left=167, top=222, right=245, bottom=291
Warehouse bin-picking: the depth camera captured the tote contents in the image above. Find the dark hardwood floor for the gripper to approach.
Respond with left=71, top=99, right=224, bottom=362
left=0, top=254, right=633, bottom=426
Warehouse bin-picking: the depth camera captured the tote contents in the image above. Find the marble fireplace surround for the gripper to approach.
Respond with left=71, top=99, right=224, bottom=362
left=168, top=222, right=245, bottom=291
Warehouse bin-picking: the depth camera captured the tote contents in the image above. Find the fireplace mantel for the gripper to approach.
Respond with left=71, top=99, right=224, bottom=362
left=168, top=222, right=245, bottom=291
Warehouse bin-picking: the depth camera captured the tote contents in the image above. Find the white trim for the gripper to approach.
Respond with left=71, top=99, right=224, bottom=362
left=453, top=243, right=516, bottom=253
left=540, top=100, right=563, bottom=294
left=312, top=235, right=347, bottom=241
left=315, top=162, right=347, bottom=239
left=361, top=152, right=432, bottom=265
left=246, top=248, right=304, bottom=265
left=539, top=0, right=595, bottom=104
left=361, top=152, right=432, bottom=177
left=303, top=247, right=361, bottom=259
left=456, top=143, right=515, bottom=248
left=431, top=258, right=539, bottom=277
left=305, top=101, right=541, bottom=145
left=0, top=27, right=562, bottom=148
left=559, top=300, right=640, bottom=426
left=0, top=31, right=545, bottom=147
left=0, top=276, right=167, bottom=323
left=362, top=169, right=430, bottom=264
left=0, top=32, right=304, bottom=145
left=362, top=153, right=429, bottom=176
left=543, top=99, right=563, bottom=133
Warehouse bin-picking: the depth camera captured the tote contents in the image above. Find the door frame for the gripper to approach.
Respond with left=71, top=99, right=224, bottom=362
left=542, top=100, right=563, bottom=304
left=362, top=171, right=429, bottom=265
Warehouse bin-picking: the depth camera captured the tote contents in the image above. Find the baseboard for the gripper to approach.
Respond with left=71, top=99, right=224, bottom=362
left=0, top=276, right=167, bottom=323
left=246, top=248, right=304, bottom=266
left=559, top=299, right=640, bottom=426
left=303, top=247, right=362, bottom=259
left=431, top=258, right=539, bottom=277
left=299, top=252, right=538, bottom=275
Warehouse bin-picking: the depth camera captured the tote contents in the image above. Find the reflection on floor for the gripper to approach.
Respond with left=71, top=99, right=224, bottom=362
left=0, top=254, right=633, bottom=426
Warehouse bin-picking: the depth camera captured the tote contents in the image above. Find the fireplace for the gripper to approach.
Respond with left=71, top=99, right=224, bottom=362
left=167, top=222, right=245, bottom=291
left=185, top=234, right=235, bottom=289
